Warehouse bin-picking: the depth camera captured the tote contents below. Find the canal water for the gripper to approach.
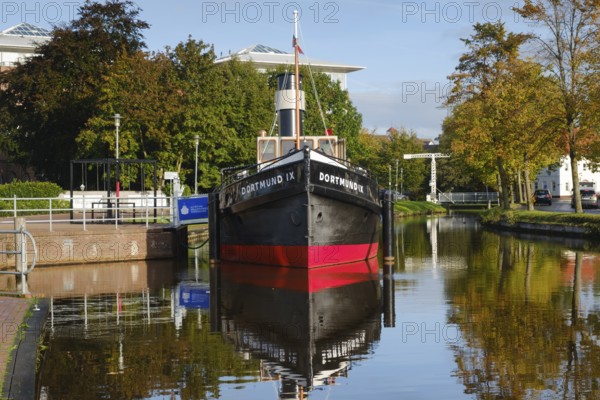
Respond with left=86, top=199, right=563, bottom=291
left=20, top=216, right=600, bottom=399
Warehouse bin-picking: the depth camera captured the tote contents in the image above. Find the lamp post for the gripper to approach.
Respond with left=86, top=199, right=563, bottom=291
left=114, top=113, right=121, bottom=198
left=395, top=159, right=399, bottom=194
left=388, top=164, right=392, bottom=191
left=114, top=114, right=121, bottom=223
left=401, top=168, right=404, bottom=195
left=194, top=135, right=199, bottom=195
left=114, top=114, right=121, bottom=159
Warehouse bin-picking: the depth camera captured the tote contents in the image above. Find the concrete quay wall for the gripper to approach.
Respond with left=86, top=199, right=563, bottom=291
left=0, top=225, right=186, bottom=268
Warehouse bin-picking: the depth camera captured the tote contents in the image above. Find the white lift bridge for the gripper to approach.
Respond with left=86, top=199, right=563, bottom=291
left=403, top=153, right=449, bottom=203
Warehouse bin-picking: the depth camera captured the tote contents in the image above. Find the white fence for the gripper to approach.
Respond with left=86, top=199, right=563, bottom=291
left=0, top=192, right=173, bottom=231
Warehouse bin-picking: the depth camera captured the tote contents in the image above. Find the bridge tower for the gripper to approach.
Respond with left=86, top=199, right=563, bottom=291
left=403, top=153, right=450, bottom=203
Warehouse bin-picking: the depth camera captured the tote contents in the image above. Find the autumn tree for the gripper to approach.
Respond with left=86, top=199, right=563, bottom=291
left=444, top=22, right=561, bottom=209
left=514, top=0, right=600, bottom=213
left=0, top=0, right=148, bottom=186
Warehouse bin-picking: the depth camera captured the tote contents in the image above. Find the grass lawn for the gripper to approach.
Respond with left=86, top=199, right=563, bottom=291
left=394, top=201, right=446, bottom=216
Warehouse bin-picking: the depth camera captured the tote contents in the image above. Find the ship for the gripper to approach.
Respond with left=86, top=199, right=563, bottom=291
left=215, top=12, right=381, bottom=268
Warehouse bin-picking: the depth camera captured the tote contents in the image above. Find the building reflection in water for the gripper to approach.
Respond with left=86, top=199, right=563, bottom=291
left=215, top=259, right=384, bottom=399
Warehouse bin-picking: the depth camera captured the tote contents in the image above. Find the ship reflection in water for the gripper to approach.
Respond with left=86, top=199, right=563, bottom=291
left=34, top=257, right=392, bottom=399
left=215, top=259, right=384, bottom=398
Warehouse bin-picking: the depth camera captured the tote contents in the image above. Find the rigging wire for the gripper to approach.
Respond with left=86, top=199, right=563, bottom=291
left=298, top=23, right=336, bottom=154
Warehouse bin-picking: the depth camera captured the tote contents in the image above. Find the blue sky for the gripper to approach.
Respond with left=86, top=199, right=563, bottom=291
left=2, top=1, right=541, bottom=138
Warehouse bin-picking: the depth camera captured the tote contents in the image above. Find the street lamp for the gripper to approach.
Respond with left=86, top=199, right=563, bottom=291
left=194, top=135, right=200, bottom=195
left=395, top=159, right=399, bottom=194
left=401, top=168, right=404, bottom=195
left=114, top=113, right=121, bottom=198
left=114, top=114, right=121, bottom=159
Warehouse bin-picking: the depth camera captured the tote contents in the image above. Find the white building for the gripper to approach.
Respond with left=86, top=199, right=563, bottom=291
left=535, top=156, right=600, bottom=197
left=0, top=23, right=50, bottom=70
left=215, top=44, right=364, bottom=90
left=0, top=23, right=50, bottom=182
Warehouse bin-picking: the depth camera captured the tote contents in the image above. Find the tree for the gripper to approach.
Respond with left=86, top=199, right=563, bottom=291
left=171, top=40, right=273, bottom=189
left=267, top=67, right=363, bottom=159
left=77, top=49, right=181, bottom=188
left=301, top=70, right=363, bottom=158
left=80, top=39, right=274, bottom=191
left=514, top=0, right=600, bottom=213
left=444, top=22, right=562, bottom=209
left=0, top=0, right=148, bottom=186
left=351, top=127, right=428, bottom=198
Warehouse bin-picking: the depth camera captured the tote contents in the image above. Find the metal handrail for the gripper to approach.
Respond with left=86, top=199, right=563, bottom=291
left=0, top=195, right=173, bottom=231
left=0, top=227, right=37, bottom=275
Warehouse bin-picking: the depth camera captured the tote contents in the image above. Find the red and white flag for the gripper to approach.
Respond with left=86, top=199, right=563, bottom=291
left=292, top=35, right=304, bottom=54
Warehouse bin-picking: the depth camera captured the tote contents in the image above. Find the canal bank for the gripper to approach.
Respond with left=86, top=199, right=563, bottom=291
left=0, top=296, right=48, bottom=400
left=0, top=220, right=192, bottom=269
left=480, top=208, right=600, bottom=238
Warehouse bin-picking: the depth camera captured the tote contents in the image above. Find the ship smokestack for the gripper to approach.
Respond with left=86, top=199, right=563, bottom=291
left=275, top=73, right=304, bottom=137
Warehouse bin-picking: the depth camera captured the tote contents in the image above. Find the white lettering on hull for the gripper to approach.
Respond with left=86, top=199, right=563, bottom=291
left=241, top=171, right=295, bottom=196
left=319, top=172, right=365, bottom=194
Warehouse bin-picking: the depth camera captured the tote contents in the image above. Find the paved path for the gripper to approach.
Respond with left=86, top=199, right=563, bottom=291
left=0, top=296, right=30, bottom=394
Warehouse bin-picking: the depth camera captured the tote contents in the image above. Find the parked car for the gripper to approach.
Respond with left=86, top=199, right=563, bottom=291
left=571, top=189, right=599, bottom=209
left=392, top=191, right=409, bottom=201
left=534, top=189, right=552, bottom=206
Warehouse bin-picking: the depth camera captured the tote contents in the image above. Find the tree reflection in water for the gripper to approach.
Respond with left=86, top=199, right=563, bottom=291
left=443, top=229, right=600, bottom=399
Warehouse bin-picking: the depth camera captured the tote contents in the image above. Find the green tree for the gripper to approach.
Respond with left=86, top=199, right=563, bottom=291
left=0, top=0, right=148, bottom=186
left=77, top=49, right=180, bottom=188
left=301, top=70, right=363, bottom=157
left=514, top=0, right=600, bottom=213
left=172, top=40, right=273, bottom=189
left=266, top=67, right=363, bottom=159
left=351, top=127, right=428, bottom=197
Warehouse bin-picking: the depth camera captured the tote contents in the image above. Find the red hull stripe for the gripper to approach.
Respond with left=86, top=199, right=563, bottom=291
left=220, top=243, right=379, bottom=268
left=221, top=259, right=380, bottom=293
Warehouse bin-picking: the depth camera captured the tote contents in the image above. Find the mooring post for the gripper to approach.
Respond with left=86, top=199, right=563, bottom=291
left=382, top=190, right=395, bottom=266
left=209, top=262, right=221, bottom=333
left=208, top=192, right=220, bottom=264
left=383, top=263, right=396, bottom=327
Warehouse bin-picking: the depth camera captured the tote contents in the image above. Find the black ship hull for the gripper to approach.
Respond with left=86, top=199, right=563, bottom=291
left=218, top=148, right=381, bottom=268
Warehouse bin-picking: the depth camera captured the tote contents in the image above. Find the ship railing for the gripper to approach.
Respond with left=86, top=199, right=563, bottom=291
left=220, top=148, right=373, bottom=187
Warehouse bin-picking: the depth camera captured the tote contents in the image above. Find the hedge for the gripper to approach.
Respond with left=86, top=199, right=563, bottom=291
left=0, top=181, right=69, bottom=215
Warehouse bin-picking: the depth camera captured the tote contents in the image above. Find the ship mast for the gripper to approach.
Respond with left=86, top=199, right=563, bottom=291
left=293, top=10, right=301, bottom=150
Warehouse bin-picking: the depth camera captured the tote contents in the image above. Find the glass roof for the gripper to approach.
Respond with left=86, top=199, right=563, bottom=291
left=3, top=23, right=50, bottom=37
left=249, top=44, right=287, bottom=54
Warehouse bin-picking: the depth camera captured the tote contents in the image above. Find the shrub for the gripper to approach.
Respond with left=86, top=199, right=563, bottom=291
left=0, top=181, right=69, bottom=215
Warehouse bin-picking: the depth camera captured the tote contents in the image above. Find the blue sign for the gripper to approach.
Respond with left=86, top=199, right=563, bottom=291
left=178, top=195, right=209, bottom=224
left=179, top=283, right=210, bottom=309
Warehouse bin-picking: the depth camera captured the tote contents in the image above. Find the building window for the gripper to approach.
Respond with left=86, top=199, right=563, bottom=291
left=566, top=182, right=570, bottom=192
left=552, top=181, right=557, bottom=191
